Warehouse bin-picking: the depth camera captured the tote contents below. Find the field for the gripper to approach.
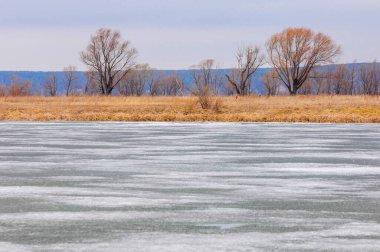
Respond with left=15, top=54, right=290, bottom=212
left=0, top=95, right=379, bottom=123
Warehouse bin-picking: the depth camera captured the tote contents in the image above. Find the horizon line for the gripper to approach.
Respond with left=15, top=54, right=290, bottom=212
left=0, top=62, right=375, bottom=73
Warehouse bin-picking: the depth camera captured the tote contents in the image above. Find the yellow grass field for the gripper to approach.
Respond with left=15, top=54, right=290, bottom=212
left=0, top=96, right=379, bottom=123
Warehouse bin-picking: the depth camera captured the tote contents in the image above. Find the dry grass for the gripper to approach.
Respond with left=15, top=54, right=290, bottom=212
left=0, top=95, right=379, bottom=123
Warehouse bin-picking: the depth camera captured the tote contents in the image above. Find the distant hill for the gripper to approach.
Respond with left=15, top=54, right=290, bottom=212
left=0, top=63, right=377, bottom=95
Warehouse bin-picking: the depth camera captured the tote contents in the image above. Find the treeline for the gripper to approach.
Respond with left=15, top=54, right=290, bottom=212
left=1, top=62, right=378, bottom=97
left=263, top=62, right=380, bottom=96
left=0, top=27, right=379, bottom=97
left=0, top=68, right=185, bottom=97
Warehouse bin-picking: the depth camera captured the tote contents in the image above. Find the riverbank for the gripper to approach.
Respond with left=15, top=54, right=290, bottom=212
left=0, top=96, right=379, bottom=123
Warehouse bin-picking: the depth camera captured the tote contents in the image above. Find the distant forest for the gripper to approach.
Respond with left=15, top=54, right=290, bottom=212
left=1, top=63, right=379, bottom=97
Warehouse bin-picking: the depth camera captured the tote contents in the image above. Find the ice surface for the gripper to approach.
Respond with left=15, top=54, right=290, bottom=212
left=0, top=122, right=379, bottom=251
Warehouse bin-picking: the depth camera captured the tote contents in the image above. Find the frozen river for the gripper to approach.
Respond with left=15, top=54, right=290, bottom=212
left=0, top=122, right=380, bottom=251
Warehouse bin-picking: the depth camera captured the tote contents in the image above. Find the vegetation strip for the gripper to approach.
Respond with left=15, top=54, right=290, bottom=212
left=0, top=96, right=379, bottom=123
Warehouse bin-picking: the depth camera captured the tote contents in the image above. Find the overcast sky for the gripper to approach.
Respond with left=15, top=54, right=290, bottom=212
left=0, top=0, right=379, bottom=71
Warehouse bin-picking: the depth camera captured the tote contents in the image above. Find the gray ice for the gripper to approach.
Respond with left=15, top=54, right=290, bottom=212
left=0, top=122, right=379, bottom=251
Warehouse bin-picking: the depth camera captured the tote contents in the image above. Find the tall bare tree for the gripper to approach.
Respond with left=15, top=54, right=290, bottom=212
left=80, top=28, right=138, bottom=95
left=44, top=74, right=59, bottom=97
left=226, top=46, right=264, bottom=96
left=266, top=27, right=341, bottom=95
left=63, top=65, right=79, bottom=96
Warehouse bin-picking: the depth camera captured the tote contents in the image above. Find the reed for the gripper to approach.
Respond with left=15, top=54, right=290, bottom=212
left=0, top=95, right=379, bottom=123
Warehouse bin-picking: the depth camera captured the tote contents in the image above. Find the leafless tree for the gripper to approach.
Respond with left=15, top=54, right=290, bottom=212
left=305, top=67, right=349, bottom=95
left=148, top=71, right=164, bottom=96
left=44, top=74, right=59, bottom=97
left=80, top=28, right=138, bottom=95
left=311, top=62, right=357, bottom=95
left=303, top=69, right=326, bottom=95
left=262, top=70, right=281, bottom=96
left=63, top=65, right=79, bottom=96
left=84, top=71, right=99, bottom=95
left=226, top=46, right=264, bottom=96
left=222, top=82, right=236, bottom=96
left=118, top=64, right=155, bottom=96
left=0, top=84, right=6, bottom=96
left=298, top=79, right=313, bottom=95
left=348, top=62, right=358, bottom=95
left=323, top=70, right=336, bottom=95
left=191, top=59, right=224, bottom=109
left=192, top=59, right=224, bottom=96
left=7, top=76, right=33, bottom=96
left=330, top=64, right=356, bottom=95
left=150, top=73, right=184, bottom=96
left=266, top=27, right=341, bottom=95
left=359, top=61, right=380, bottom=95
left=35, top=82, right=43, bottom=96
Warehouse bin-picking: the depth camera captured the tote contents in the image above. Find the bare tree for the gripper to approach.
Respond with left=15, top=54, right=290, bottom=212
left=118, top=64, right=155, bottom=96
left=7, top=76, right=33, bottom=96
left=80, top=28, right=138, bottom=95
left=150, top=73, right=184, bottom=96
left=35, top=82, right=43, bottom=96
left=332, top=65, right=345, bottom=95
left=304, top=64, right=356, bottom=95
left=330, top=64, right=356, bottom=95
left=226, top=46, right=264, bottom=96
left=0, top=84, right=6, bottom=96
left=262, top=70, right=281, bottom=96
left=63, top=65, right=79, bottom=96
left=266, top=27, right=341, bottom=95
left=348, top=62, right=358, bottom=95
left=303, top=68, right=326, bottom=95
left=191, top=59, right=224, bottom=109
left=148, top=71, right=164, bottom=96
left=359, top=61, right=380, bottom=95
left=322, top=70, right=336, bottom=95
left=191, top=59, right=223, bottom=109
left=298, top=79, right=313, bottom=95
left=44, top=74, right=59, bottom=97
left=192, top=59, right=224, bottom=96
left=222, top=82, right=236, bottom=96
left=83, top=71, right=99, bottom=95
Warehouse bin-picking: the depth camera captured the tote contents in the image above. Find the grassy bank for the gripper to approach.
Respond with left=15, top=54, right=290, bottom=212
left=0, top=96, right=379, bottom=123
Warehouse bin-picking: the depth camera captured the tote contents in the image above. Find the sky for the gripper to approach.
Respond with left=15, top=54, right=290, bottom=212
left=0, top=0, right=379, bottom=71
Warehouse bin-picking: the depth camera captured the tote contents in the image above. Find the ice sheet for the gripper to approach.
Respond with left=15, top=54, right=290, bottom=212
left=0, top=122, right=379, bottom=251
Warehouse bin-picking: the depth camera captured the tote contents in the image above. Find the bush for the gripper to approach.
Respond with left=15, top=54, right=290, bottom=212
left=193, top=86, right=212, bottom=109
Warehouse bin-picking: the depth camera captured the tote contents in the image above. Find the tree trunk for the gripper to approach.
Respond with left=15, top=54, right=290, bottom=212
left=289, top=81, right=299, bottom=95
left=288, top=86, right=298, bottom=96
